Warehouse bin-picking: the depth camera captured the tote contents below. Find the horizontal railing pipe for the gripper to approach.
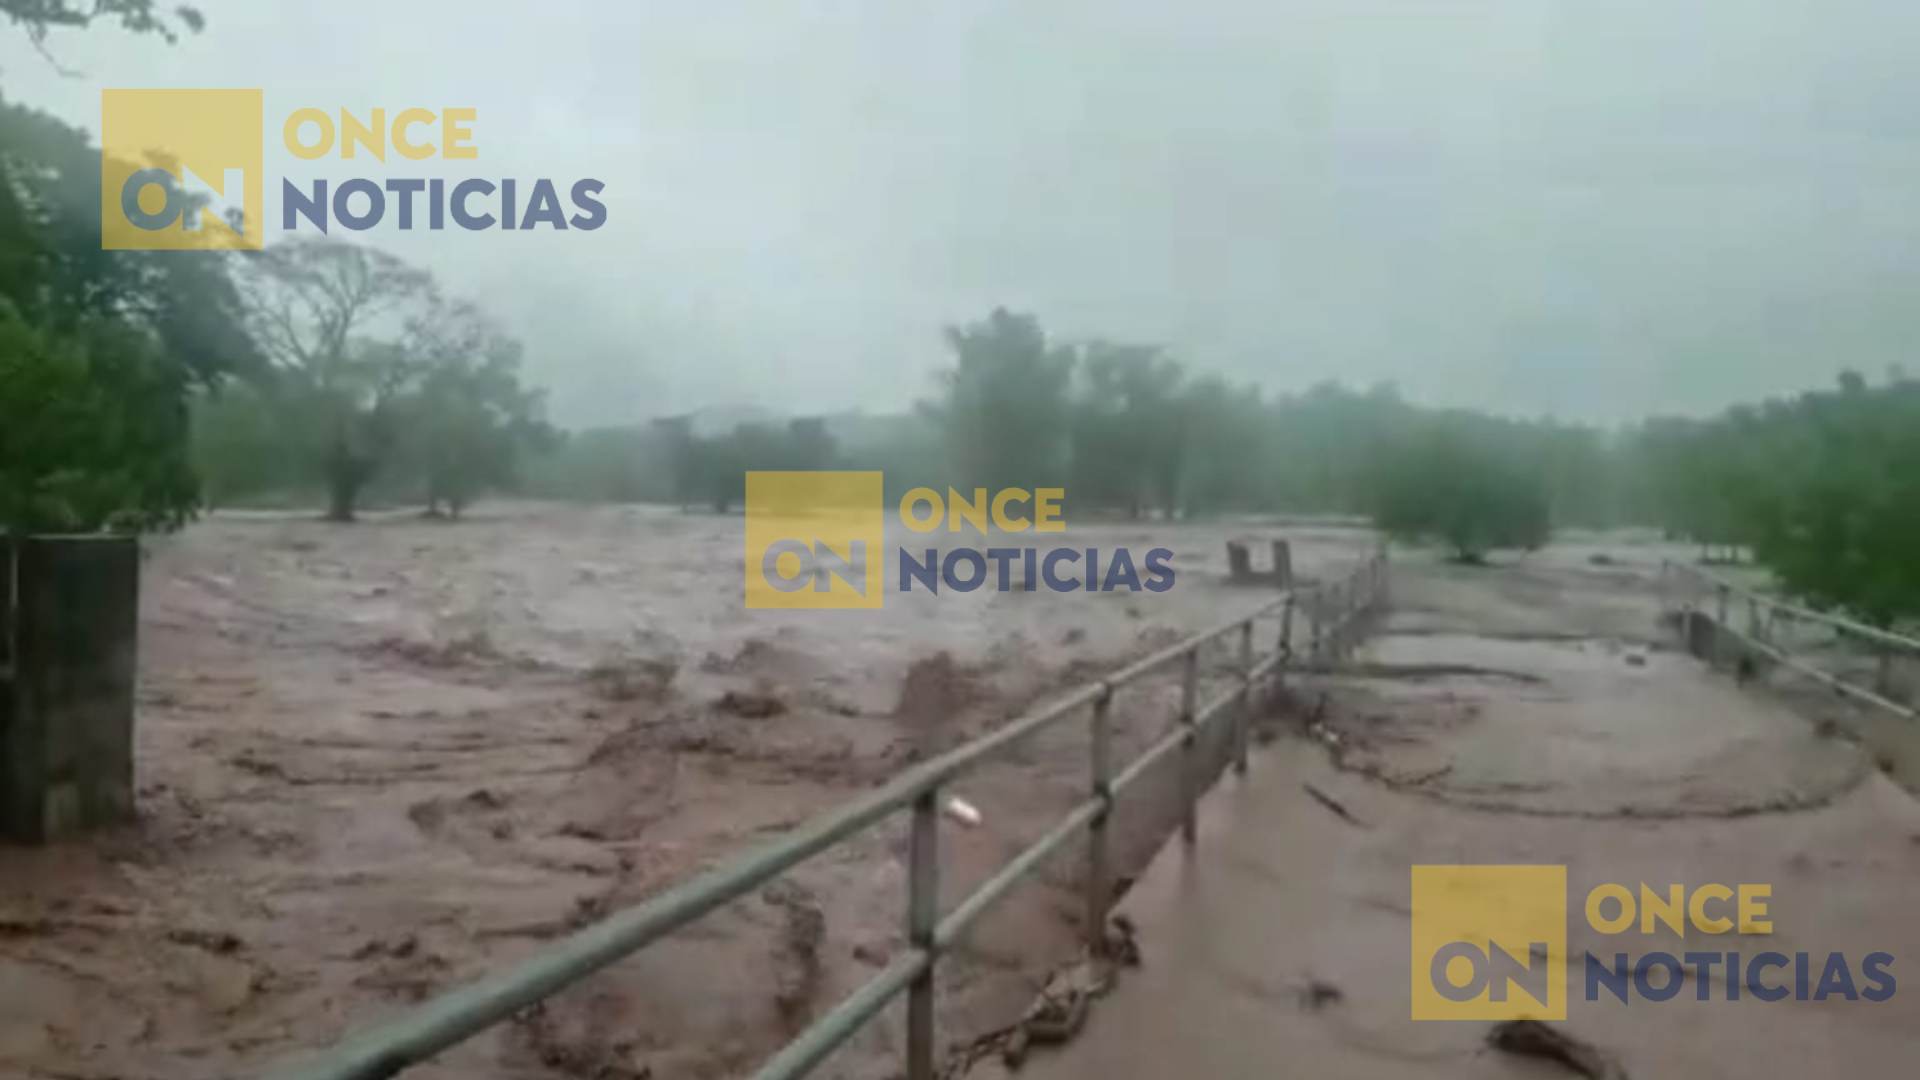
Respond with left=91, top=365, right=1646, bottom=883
left=934, top=796, right=1106, bottom=950
left=270, top=547, right=1392, bottom=1080
left=1707, top=614, right=1916, bottom=722
left=1664, top=560, right=1915, bottom=724
left=1109, top=725, right=1191, bottom=796
left=753, top=951, right=931, bottom=1080
left=1669, top=561, right=1920, bottom=654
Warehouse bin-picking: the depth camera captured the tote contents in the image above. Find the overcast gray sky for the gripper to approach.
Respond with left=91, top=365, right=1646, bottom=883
left=6, top=1, right=1917, bottom=428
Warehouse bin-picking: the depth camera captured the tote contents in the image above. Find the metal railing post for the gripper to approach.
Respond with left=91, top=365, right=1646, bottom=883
left=1178, top=646, right=1200, bottom=847
left=1279, top=593, right=1294, bottom=671
left=906, top=791, right=939, bottom=1080
left=1715, top=583, right=1732, bottom=668
left=1325, top=583, right=1341, bottom=659
left=1085, top=688, right=1113, bottom=956
left=1308, top=587, right=1324, bottom=665
left=1234, top=619, right=1254, bottom=776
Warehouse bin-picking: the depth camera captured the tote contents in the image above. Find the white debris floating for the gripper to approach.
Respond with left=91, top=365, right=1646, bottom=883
left=944, top=795, right=984, bottom=828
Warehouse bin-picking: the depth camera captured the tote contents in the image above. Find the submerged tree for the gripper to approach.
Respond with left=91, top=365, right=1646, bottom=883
left=1069, top=342, right=1186, bottom=516
left=1684, top=373, right=1920, bottom=624
left=926, top=308, right=1076, bottom=492
left=402, top=306, right=552, bottom=518
left=1370, top=421, right=1551, bottom=562
left=661, top=418, right=839, bottom=513
left=240, top=237, right=436, bottom=520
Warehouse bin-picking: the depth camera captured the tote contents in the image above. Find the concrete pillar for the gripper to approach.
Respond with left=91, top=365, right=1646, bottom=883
left=1, top=536, right=139, bottom=843
left=1225, top=541, right=1251, bottom=581
left=1, top=536, right=13, bottom=669
left=1269, top=540, right=1293, bottom=587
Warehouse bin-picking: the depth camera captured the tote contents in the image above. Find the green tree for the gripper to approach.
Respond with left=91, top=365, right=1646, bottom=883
left=1723, top=374, right=1920, bottom=624
left=1176, top=374, right=1268, bottom=517
left=1371, top=422, right=1551, bottom=562
left=4, top=0, right=202, bottom=45
left=402, top=308, right=551, bottom=518
left=190, top=381, right=306, bottom=508
left=240, top=237, right=437, bottom=521
left=1264, top=382, right=1413, bottom=514
left=0, top=95, right=255, bottom=535
left=1069, top=343, right=1185, bottom=516
left=678, top=419, right=840, bottom=513
left=0, top=311, right=197, bottom=531
left=926, top=308, right=1075, bottom=491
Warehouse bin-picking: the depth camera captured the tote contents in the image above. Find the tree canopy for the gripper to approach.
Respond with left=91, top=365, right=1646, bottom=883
left=3, top=0, right=202, bottom=46
left=0, top=95, right=255, bottom=534
left=1369, top=417, right=1551, bottom=562
left=1630, top=373, right=1920, bottom=624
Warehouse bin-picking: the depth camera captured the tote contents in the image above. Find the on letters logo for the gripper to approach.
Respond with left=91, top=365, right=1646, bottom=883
left=101, top=89, right=263, bottom=250
left=1411, top=865, right=1567, bottom=1020
left=745, top=471, right=884, bottom=610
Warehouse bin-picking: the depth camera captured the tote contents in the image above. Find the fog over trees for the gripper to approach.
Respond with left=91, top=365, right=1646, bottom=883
left=4, top=5, right=1919, bottom=628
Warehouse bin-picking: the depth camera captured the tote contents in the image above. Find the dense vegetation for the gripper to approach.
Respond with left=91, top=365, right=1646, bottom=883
left=2, top=10, right=1915, bottom=624
left=508, top=312, right=1918, bottom=624
left=1628, top=375, right=1920, bottom=625
left=1, top=92, right=255, bottom=532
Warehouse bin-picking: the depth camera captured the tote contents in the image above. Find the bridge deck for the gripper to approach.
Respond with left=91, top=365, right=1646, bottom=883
left=1002, top=552, right=1920, bottom=1080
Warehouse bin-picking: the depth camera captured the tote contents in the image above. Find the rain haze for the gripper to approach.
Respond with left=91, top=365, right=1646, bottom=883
left=6, top=0, right=1916, bottom=426
left=7, top=4, right=1920, bottom=1080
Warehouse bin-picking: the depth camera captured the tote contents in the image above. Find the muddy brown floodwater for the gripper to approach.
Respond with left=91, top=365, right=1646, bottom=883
left=0, top=503, right=1376, bottom=1080
left=1003, top=534, right=1920, bottom=1080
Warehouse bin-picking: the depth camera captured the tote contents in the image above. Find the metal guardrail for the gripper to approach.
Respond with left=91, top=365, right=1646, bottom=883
left=1661, top=560, right=1918, bottom=722
left=269, top=546, right=1392, bottom=1080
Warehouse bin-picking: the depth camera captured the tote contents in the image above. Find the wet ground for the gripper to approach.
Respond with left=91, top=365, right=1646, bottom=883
left=1007, top=539, right=1920, bottom=1080
left=0, top=504, right=1373, bottom=1080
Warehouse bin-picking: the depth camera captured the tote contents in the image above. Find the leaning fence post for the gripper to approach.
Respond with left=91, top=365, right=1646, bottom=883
left=906, top=790, right=939, bottom=1080
left=1234, top=619, right=1254, bottom=776
left=1179, top=646, right=1199, bottom=847
left=1086, top=688, right=1113, bottom=956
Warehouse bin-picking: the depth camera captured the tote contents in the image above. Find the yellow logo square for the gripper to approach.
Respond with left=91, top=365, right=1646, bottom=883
left=1411, top=865, right=1567, bottom=1020
left=745, top=471, right=884, bottom=609
left=101, top=89, right=263, bottom=250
